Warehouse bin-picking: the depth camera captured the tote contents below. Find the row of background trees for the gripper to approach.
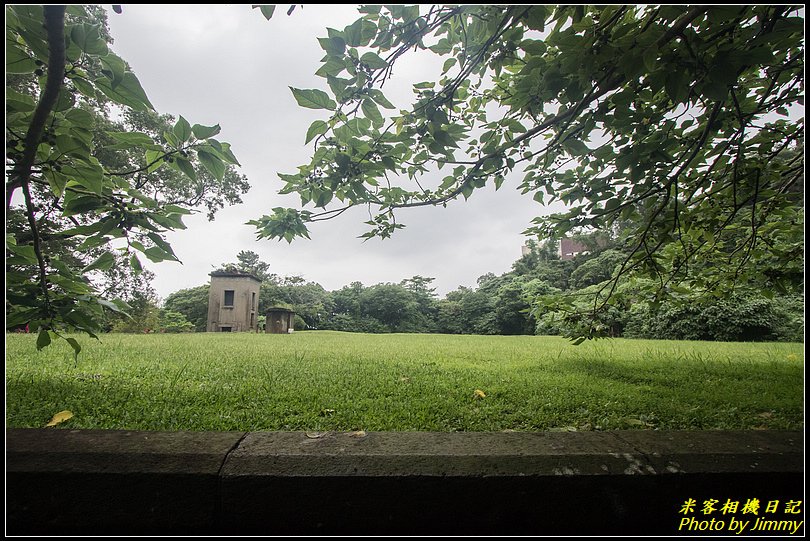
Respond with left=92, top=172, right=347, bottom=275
left=6, top=6, right=803, bottom=352
left=115, top=246, right=802, bottom=342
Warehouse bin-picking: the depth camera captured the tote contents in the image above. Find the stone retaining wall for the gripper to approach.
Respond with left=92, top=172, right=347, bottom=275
left=6, top=429, right=804, bottom=535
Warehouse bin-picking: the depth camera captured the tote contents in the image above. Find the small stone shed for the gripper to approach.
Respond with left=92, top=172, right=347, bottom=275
left=207, top=270, right=261, bottom=332
left=265, top=306, right=296, bottom=334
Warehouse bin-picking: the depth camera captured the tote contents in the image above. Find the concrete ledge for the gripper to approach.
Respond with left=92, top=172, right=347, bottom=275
left=6, top=429, right=804, bottom=535
left=6, top=429, right=245, bottom=534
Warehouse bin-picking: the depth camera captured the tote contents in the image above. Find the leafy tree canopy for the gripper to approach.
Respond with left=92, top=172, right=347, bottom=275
left=251, top=5, right=804, bottom=338
left=163, top=284, right=210, bottom=332
left=6, top=5, right=245, bottom=355
left=216, top=250, right=273, bottom=281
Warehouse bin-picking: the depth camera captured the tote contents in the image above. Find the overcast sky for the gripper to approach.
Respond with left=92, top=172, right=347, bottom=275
left=104, top=5, right=563, bottom=300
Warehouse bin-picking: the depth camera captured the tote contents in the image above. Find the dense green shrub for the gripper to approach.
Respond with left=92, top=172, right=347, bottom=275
left=624, top=294, right=804, bottom=342
left=322, top=314, right=388, bottom=334
left=293, top=314, right=308, bottom=330
left=764, top=295, right=804, bottom=342
left=159, top=310, right=195, bottom=333
left=163, top=285, right=210, bottom=332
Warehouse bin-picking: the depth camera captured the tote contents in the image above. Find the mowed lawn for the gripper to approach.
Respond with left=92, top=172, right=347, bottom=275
left=5, top=331, right=804, bottom=432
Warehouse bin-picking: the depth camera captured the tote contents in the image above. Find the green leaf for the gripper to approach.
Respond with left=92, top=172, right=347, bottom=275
left=702, top=81, right=728, bottom=101
left=65, top=108, right=95, bottom=129
left=143, top=246, right=174, bottom=263
left=344, top=18, right=377, bottom=47
left=604, top=198, right=621, bottom=212
left=164, top=130, right=180, bottom=147
left=5, top=43, right=38, bottom=73
left=146, top=232, right=179, bottom=261
left=360, top=51, right=387, bottom=70
left=429, top=38, right=452, bottom=55
left=97, top=299, right=127, bottom=313
left=7, top=242, right=37, bottom=264
left=368, top=89, right=395, bottom=109
left=361, top=99, right=383, bottom=127
left=36, top=329, right=51, bottom=351
left=191, top=123, right=221, bottom=139
left=439, top=175, right=456, bottom=190
left=62, top=160, right=104, bottom=195
left=164, top=204, right=193, bottom=215
left=461, top=183, right=474, bottom=200
left=174, top=156, right=197, bottom=181
left=290, top=87, right=336, bottom=110
left=198, top=150, right=226, bottom=180
left=62, top=193, right=104, bottom=216
left=642, top=48, right=658, bottom=72
left=305, top=120, right=329, bottom=144
left=65, top=337, right=82, bottom=361
left=203, top=139, right=241, bottom=166
left=130, top=253, right=143, bottom=273
left=144, top=149, right=165, bottom=173
left=344, top=117, right=371, bottom=136
left=316, top=56, right=347, bottom=78
left=6, top=89, right=36, bottom=112
left=314, top=189, right=333, bottom=208
left=100, top=52, right=127, bottom=89
left=252, top=5, right=275, bottom=20
left=70, top=24, right=108, bottom=56
left=82, top=252, right=116, bottom=273
left=317, top=36, right=346, bottom=56
left=106, top=131, right=156, bottom=149
left=563, top=138, right=589, bottom=156
left=173, top=115, right=192, bottom=143
left=95, top=71, right=154, bottom=111
left=148, top=212, right=187, bottom=231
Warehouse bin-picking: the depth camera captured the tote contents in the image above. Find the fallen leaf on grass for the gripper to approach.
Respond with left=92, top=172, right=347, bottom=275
left=623, top=417, right=656, bottom=427
left=473, top=389, right=486, bottom=400
left=45, top=410, right=73, bottom=428
left=549, top=426, right=578, bottom=432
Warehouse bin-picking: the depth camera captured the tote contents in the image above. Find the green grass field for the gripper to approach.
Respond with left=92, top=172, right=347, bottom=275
left=5, top=331, right=804, bottom=432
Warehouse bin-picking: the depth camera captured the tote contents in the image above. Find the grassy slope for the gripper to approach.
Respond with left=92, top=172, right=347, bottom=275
left=5, top=331, right=804, bottom=431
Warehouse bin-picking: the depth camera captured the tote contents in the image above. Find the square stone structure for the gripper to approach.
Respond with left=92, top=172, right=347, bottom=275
left=207, top=270, right=261, bottom=332
left=265, top=307, right=295, bottom=334
left=559, top=237, right=589, bottom=260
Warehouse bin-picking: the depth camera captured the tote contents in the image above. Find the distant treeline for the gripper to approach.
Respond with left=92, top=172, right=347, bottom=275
left=125, top=238, right=805, bottom=342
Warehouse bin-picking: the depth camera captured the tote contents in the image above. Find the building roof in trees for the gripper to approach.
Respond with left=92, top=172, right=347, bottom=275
left=266, top=305, right=296, bottom=314
left=559, top=238, right=589, bottom=261
left=209, top=269, right=263, bottom=282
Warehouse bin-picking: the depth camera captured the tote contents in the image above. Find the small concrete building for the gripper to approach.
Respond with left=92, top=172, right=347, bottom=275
left=265, top=306, right=295, bottom=334
left=207, top=270, right=261, bottom=332
left=559, top=237, right=590, bottom=261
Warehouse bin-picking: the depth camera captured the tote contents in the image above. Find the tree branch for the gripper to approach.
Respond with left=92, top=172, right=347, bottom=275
left=7, top=6, right=66, bottom=212
left=9, top=6, right=67, bottom=329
